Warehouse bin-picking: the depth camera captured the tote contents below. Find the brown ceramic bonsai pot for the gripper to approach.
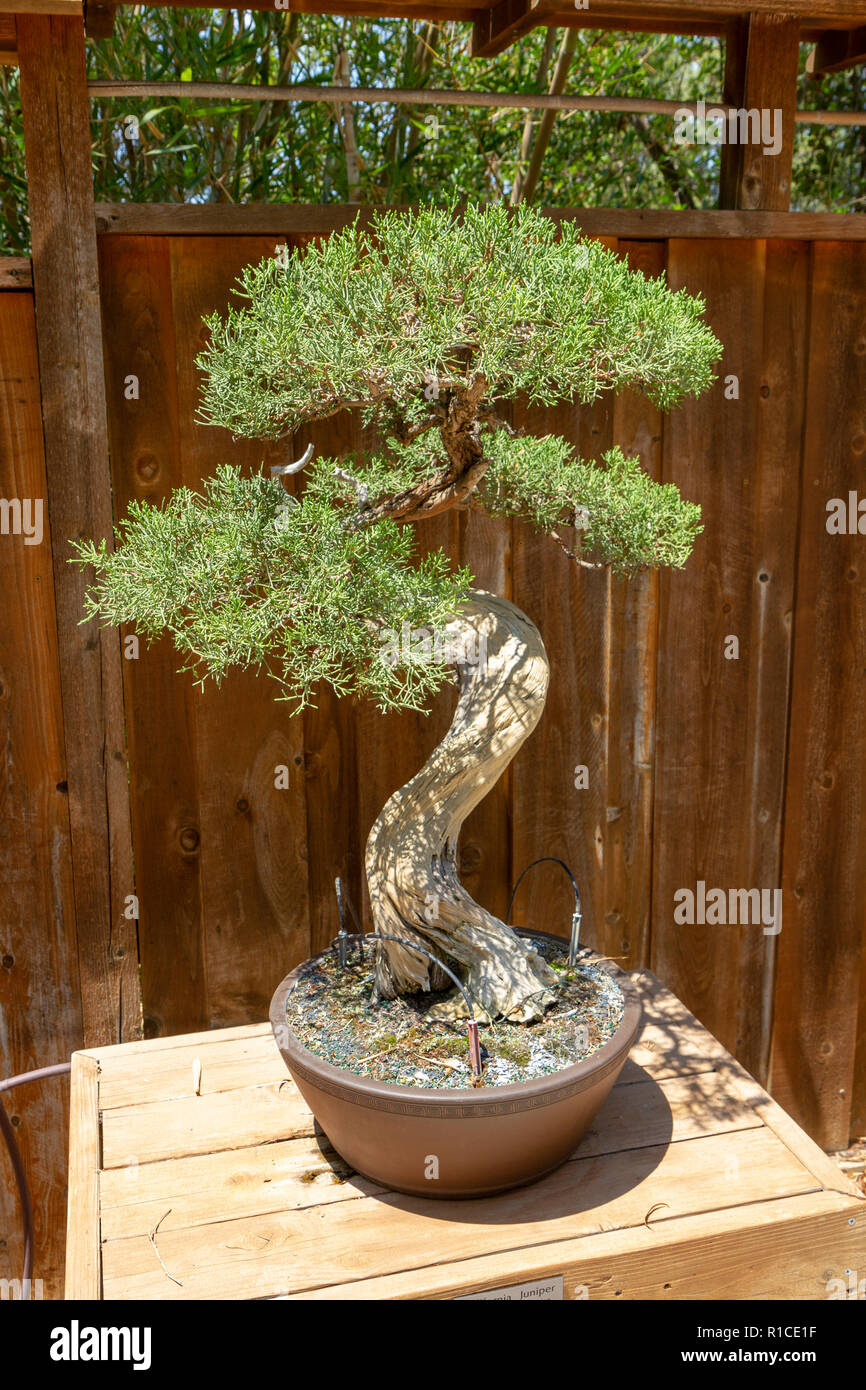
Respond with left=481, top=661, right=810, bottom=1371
left=269, top=929, right=642, bottom=1199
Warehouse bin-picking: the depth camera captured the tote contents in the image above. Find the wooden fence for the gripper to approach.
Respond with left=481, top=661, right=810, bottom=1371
left=2, top=207, right=866, bottom=1296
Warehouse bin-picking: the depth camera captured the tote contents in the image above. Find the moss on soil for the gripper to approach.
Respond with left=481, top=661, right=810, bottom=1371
left=284, top=937, right=625, bottom=1090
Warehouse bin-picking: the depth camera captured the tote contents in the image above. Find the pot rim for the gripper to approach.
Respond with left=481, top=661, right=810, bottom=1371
left=269, top=928, right=642, bottom=1111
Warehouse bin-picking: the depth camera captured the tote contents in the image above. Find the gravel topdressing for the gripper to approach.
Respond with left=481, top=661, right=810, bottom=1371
left=284, top=937, right=625, bottom=1090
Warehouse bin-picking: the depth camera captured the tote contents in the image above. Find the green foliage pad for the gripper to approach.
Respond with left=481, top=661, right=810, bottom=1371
left=76, top=203, right=721, bottom=711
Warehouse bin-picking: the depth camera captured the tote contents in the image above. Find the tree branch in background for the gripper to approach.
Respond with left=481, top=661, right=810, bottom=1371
left=385, top=21, right=441, bottom=201
left=511, top=26, right=557, bottom=206
left=512, top=28, right=579, bottom=205
left=627, top=112, right=697, bottom=208
left=333, top=35, right=361, bottom=202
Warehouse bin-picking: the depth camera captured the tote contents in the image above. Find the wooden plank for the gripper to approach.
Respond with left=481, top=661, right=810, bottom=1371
left=0, top=258, right=31, bottom=289
left=301, top=387, right=363, bottom=957
left=99, top=1137, right=384, bottom=1242
left=807, top=25, right=866, bottom=75
left=64, top=1053, right=100, bottom=1299
left=768, top=242, right=866, bottom=1149
left=652, top=239, right=805, bottom=1084
left=97, top=1032, right=287, bottom=1110
left=101, top=1081, right=317, bottom=1168
left=0, top=290, right=81, bottom=1301
left=635, top=974, right=863, bottom=1198
left=166, top=235, right=311, bottom=1028
left=98, top=1126, right=819, bottom=1299
left=718, top=15, right=800, bottom=211
left=80, top=1019, right=273, bottom=1063
left=98, top=0, right=866, bottom=18
left=532, top=0, right=866, bottom=18
left=511, top=239, right=617, bottom=949
left=84, top=2, right=116, bottom=38
left=150, top=0, right=467, bottom=15
left=471, top=0, right=555, bottom=58
left=98, top=234, right=207, bottom=1039
left=0, top=14, right=16, bottom=64
left=853, top=927, right=866, bottom=1137
left=17, top=14, right=140, bottom=1046
left=288, top=1190, right=863, bottom=1300
left=94, top=204, right=866, bottom=242
left=97, top=1070, right=762, bottom=1247
left=0, top=1, right=82, bottom=13
left=604, top=240, right=664, bottom=969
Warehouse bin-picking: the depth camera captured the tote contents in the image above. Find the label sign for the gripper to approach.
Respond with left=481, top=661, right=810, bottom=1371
left=456, top=1276, right=564, bottom=1302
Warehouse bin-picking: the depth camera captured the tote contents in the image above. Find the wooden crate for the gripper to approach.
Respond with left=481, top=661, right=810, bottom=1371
left=65, top=971, right=865, bottom=1300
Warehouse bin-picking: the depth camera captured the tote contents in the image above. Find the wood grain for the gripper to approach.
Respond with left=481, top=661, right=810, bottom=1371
left=652, top=238, right=804, bottom=1084
left=98, top=1126, right=819, bottom=1299
left=98, top=234, right=206, bottom=1038
left=94, top=204, right=866, bottom=242
left=63, top=1053, right=100, bottom=1299
left=605, top=240, right=664, bottom=969
left=768, top=241, right=866, bottom=1149
left=0, top=290, right=81, bottom=1300
left=168, top=236, right=311, bottom=1027
left=67, top=971, right=865, bottom=1301
left=719, top=14, right=800, bottom=211
left=17, top=14, right=140, bottom=1046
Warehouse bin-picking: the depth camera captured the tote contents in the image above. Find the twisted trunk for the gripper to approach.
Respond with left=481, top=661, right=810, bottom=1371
left=366, top=590, right=557, bottom=1023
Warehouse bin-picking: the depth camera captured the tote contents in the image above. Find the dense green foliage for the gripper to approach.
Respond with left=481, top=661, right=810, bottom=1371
left=77, top=204, right=718, bottom=709
left=74, top=466, right=471, bottom=709
left=481, top=436, right=701, bottom=572
left=2, top=13, right=864, bottom=252
left=200, top=201, right=719, bottom=438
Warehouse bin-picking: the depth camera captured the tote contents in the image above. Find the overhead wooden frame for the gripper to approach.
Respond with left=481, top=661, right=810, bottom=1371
left=807, top=25, right=866, bottom=75
left=0, top=13, right=17, bottom=60
left=3, top=1, right=866, bottom=60
left=472, top=1, right=866, bottom=57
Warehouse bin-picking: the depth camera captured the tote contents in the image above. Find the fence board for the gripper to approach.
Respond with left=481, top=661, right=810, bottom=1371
left=167, top=236, right=311, bottom=1027
left=510, top=238, right=618, bottom=948
left=0, top=291, right=80, bottom=1299
left=606, top=240, right=665, bottom=970
left=769, top=241, right=866, bottom=1149
left=17, top=14, right=139, bottom=1048
left=651, top=239, right=805, bottom=1082
left=301, top=395, right=364, bottom=956
left=98, top=234, right=206, bottom=1038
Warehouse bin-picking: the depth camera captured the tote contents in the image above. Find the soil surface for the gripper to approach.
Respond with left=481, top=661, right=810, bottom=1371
left=284, top=937, right=625, bottom=1089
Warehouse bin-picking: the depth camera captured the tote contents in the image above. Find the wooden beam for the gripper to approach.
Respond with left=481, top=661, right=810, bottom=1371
left=86, top=80, right=866, bottom=133
left=718, top=14, right=801, bottom=211
left=0, top=1, right=82, bottom=12
left=85, top=1, right=117, bottom=39
left=807, top=26, right=866, bottom=76
left=471, top=0, right=554, bottom=59
left=94, top=202, right=866, bottom=240
left=0, top=256, right=33, bottom=287
left=16, top=14, right=140, bottom=1047
left=0, top=13, right=15, bottom=62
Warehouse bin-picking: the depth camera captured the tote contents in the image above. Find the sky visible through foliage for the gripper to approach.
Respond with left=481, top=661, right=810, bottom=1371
left=1, top=9, right=865, bottom=251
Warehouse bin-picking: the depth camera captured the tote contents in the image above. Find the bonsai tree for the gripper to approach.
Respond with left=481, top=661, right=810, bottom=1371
left=76, top=202, right=721, bottom=1025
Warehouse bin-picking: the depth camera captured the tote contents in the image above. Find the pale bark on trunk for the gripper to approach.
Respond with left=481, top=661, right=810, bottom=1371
left=366, top=590, right=558, bottom=1023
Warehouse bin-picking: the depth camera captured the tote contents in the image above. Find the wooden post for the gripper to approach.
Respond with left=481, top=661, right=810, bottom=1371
left=16, top=14, right=140, bottom=1045
left=718, top=14, right=800, bottom=211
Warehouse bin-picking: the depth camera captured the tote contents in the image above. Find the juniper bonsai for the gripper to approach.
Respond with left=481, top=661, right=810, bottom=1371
left=76, top=202, right=721, bottom=1023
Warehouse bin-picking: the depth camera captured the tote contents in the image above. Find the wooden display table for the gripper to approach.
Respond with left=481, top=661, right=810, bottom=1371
left=65, top=971, right=864, bottom=1300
